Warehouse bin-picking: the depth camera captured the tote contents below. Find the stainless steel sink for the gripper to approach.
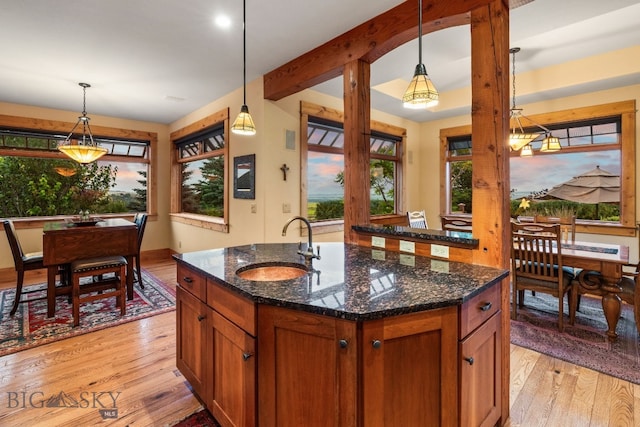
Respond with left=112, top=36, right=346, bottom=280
left=236, top=262, right=308, bottom=281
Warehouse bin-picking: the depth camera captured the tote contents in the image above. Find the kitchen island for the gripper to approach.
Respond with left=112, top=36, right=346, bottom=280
left=174, top=242, right=509, bottom=427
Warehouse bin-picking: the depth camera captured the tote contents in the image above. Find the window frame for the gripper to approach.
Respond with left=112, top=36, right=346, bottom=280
left=300, top=101, right=406, bottom=234
left=169, top=108, right=230, bottom=232
left=0, top=113, right=156, bottom=224
left=439, top=100, right=636, bottom=236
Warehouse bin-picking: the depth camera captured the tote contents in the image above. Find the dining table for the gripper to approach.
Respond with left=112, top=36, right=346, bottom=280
left=558, top=240, right=630, bottom=340
left=43, top=217, right=138, bottom=318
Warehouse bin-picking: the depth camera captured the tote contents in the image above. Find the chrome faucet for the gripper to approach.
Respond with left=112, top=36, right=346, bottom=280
left=282, top=216, right=321, bottom=263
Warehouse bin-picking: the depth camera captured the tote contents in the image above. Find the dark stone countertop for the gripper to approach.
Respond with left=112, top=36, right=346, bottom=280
left=352, top=224, right=479, bottom=248
left=173, top=242, right=508, bottom=321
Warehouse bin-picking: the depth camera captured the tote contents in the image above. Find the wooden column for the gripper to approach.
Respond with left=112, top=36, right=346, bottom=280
left=343, top=59, right=371, bottom=244
left=470, top=0, right=510, bottom=424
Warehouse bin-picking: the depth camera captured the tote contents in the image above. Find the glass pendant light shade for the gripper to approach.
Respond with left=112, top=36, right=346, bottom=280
left=509, top=132, right=538, bottom=151
left=540, top=135, right=561, bottom=152
left=402, top=0, right=438, bottom=109
left=231, top=104, right=256, bottom=135
left=58, top=83, right=108, bottom=164
left=403, top=64, right=439, bottom=109
left=520, top=144, right=533, bottom=157
left=59, top=143, right=107, bottom=164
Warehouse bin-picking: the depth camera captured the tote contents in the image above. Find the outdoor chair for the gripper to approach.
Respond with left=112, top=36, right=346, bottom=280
left=407, top=210, right=427, bottom=229
left=511, top=222, right=576, bottom=332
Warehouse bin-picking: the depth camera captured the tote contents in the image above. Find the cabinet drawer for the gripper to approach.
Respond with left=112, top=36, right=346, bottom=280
left=207, top=279, right=256, bottom=336
left=177, top=263, right=206, bottom=301
left=459, top=282, right=500, bottom=338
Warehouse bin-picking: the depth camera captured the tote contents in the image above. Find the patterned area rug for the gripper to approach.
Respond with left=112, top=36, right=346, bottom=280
left=511, top=292, right=640, bottom=384
left=0, top=269, right=175, bottom=356
left=172, top=409, right=220, bottom=427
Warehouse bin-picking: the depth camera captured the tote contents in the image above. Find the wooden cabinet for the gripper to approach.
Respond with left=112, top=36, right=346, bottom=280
left=459, top=283, right=502, bottom=427
left=177, top=265, right=257, bottom=427
left=257, top=305, right=357, bottom=427
left=361, top=307, right=459, bottom=427
left=207, top=308, right=256, bottom=427
left=176, top=286, right=207, bottom=399
left=175, top=260, right=503, bottom=427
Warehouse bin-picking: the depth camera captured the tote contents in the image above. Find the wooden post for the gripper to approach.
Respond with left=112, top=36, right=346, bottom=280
left=470, top=0, right=511, bottom=423
left=343, top=59, right=371, bottom=244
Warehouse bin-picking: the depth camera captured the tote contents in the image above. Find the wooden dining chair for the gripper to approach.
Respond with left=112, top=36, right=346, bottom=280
left=70, top=256, right=127, bottom=327
left=407, top=210, right=427, bottom=229
left=441, top=216, right=472, bottom=231
left=533, top=214, right=576, bottom=243
left=3, top=220, right=46, bottom=316
left=511, top=222, right=576, bottom=331
left=133, top=213, right=148, bottom=289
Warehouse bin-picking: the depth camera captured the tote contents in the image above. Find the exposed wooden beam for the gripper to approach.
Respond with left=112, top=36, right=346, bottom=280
left=264, top=0, right=496, bottom=101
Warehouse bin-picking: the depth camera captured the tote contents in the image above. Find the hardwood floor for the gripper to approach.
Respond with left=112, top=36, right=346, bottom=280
left=1, top=254, right=639, bottom=426
left=0, top=254, right=201, bottom=427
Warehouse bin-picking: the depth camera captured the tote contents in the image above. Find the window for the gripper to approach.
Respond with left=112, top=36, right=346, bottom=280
left=440, top=100, right=636, bottom=232
left=301, top=102, right=405, bottom=224
left=0, top=119, right=154, bottom=218
left=170, top=109, right=230, bottom=232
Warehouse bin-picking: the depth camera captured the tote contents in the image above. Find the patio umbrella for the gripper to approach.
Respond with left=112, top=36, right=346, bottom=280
left=545, top=165, right=620, bottom=217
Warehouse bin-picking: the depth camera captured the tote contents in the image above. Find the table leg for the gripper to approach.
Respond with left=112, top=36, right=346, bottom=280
left=601, top=282, right=622, bottom=340
left=47, top=265, right=56, bottom=318
left=576, top=270, right=622, bottom=341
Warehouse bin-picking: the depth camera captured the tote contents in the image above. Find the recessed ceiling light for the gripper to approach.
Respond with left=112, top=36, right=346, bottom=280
left=215, top=14, right=232, bottom=29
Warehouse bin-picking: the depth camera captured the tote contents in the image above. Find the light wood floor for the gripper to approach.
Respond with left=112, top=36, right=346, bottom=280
left=1, top=255, right=639, bottom=426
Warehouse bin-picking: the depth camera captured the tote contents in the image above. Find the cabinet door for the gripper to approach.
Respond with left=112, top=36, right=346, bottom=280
left=257, top=305, right=357, bottom=427
left=459, top=311, right=502, bottom=427
left=176, top=286, right=207, bottom=399
left=207, top=310, right=256, bottom=427
left=362, top=307, right=459, bottom=427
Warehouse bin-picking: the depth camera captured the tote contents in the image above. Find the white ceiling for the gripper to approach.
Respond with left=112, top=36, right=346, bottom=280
left=1, top=0, right=639, bottom=125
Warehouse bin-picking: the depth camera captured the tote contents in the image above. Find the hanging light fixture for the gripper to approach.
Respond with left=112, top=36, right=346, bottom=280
left=402, top=0, right=439, bottom=109
left=520, top=144, right=533, bottom=157
left=231, top=0, right=256, bottom=135
left=58, top=83, right=108, bottom=164
left=508, top=48, right=560, bottom=154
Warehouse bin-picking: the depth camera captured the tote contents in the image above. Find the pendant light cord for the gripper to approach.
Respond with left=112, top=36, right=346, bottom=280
left=417, top=0, right=422, bottom=65
left=511, top=49, right=516, bottom=110
left=242, top=0, right=247, bottom=105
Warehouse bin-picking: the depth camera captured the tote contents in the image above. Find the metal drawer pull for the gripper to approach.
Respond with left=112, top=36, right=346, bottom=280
left=183, top=276, right=193, bottom=283
left=242, top=353, right=253, bottom=361
left=464, top=356, right=474, bottom=366
left=339, top=339, right=348, bottom=349
left=197, top=315, right=205, bottom=322
left=479, top=302, right=492, bottom=312
left=372, top=339, right=381, bottom=349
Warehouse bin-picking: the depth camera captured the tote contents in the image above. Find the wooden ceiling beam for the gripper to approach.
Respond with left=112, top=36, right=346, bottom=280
left=263, top=0, right=496, bottom=101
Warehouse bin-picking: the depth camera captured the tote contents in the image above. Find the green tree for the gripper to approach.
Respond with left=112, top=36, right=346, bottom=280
left=334, top=156, right=395, bottom=215
left=129, top=170, right=148, bottom=211
left=0, top=156, right=117, bottom=217
left=193, top=156, right=225, bottom=216
left=450, top=160, right=473, bottom=213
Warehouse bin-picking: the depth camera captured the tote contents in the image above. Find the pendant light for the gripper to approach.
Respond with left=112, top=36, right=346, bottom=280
left=58, top=83, right=108, bottom=164
left=509, top=48, right=561, bottom=153
left=231, top=0, right=256, bottom=135
left=402, top=0, right=439, bottom=109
